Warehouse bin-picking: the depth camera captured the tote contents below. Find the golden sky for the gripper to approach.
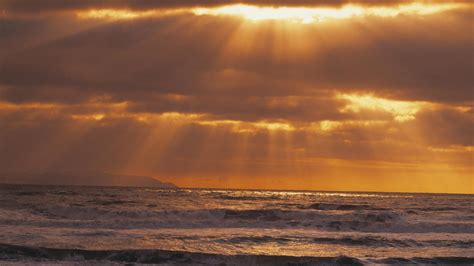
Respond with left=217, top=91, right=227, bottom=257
left=0, top=0, right=472, bottom=193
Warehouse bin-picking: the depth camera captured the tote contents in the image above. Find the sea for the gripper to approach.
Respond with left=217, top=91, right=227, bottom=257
left=0, top=185, right=473, bottom=265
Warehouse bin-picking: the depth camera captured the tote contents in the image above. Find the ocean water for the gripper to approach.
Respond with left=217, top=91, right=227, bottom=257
left=0, top=185, right=473, bottom=265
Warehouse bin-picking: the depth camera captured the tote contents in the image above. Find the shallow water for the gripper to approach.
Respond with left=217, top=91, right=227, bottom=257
left=0, top=185, right=473, bottom=264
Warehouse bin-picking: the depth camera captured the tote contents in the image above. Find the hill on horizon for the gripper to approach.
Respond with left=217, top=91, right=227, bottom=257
left=0, top=171, right=178, bottom=188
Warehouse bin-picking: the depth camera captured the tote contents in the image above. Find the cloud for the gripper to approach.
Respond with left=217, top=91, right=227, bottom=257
left=407, top=108, right=474, bottom=147
left=0, top=103, right=471, bottom=167
left=0, top=99, right=471, bottom=192
left=0, top=1, right=471, bottom=192
left=0, top=8, right=472, bottom=109
left=1, top=0, right=471, bottom=15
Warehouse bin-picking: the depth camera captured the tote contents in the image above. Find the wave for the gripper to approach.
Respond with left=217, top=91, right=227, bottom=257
left=215, top=195, right=281, bottom=201
left=376, top=257, right=474, bottom=265
left=307, top=203, right=387, bottom=211
left=1, top=244, right=473, bottom=265
left=14, top=191, right=45, bottom=196
left=31, top=205, right=401, bottom=221
left=87, top=199, right=139, bottom=206
left=310, top=236, right=474, bottom=248
left=3, top=206, right=473, bottom=233
left=0, top=243, right=364, bottom=265
left=407, top=207, right=462, bottom=212
left=215, top=235, right=474, bottom=249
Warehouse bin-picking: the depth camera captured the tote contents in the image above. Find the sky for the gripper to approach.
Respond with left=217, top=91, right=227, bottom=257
left=0, top=0, right=472, bottom=193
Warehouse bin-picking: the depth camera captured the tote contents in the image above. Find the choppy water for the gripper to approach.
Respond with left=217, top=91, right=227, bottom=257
left=0, top=185, right=473, bottom=265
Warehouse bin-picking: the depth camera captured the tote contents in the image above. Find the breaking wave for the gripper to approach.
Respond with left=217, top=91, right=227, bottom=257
left=1, top=244, right=473, bottom=265
left=1, top=205, right=473, bottom=233
left=0, top=244, right=365, bottom=265
left=0, top=244, right=474, bottom=265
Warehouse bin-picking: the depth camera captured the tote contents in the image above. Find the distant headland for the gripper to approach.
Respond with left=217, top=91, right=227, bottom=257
left=0, top=171, right=178, bottom=188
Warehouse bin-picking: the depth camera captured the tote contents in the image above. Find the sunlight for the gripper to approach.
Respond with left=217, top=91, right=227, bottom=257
left=77, top=8, right=184, bottom=20
left=0, top=101, right=59, bottom=110
left=192, top=3, right=465, bottom=23
left=338, top=94, right=427, bottom=122
left=77, top=9, right=157, bottom=20
left=198, top=120, right=295, bottom=133
left=76, top=2, right=466, bottom=22
left=254, top=121, right=295, bottom=131
left=71, top=113, right=106, bottom=121
left=193, top=5, right=337, bottom=24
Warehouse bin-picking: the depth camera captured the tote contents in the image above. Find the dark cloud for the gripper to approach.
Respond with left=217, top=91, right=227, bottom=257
left=407, top=108, right=474, bottom=147
left=0, top=9, right=472, bottom=112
